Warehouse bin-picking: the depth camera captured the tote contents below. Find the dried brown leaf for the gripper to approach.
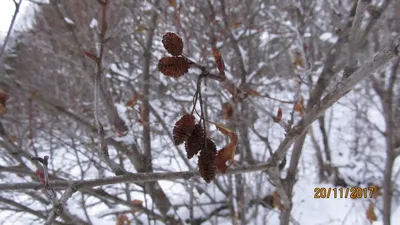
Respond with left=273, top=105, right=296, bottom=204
left=35, top=170, right=46, bottom=184
left=126, top=91, right=140, bottom=107
left=292, top=52, right=304, bottom=68
left=211, top=123, right=238, bottom=173
left=230, top=21, right=242, bottom=28
left=366, top=202, right=377, bottom=222
left=135, top=24, right=147, bottom=33
left=295, top=96, right=304, bottom=117
left=272, top=191, right=281, bottom=208
left=83, top=51, right=98, bottom=62
left=9, top=135, right=17, bottom=142
left=168, top=0, right=177, bottom=8
left=274, top=107, right=283, bottom=122
left=370, top=184, right=383, bottom=199
left=0, top=91, right=8, bottom=115
left=213, top=49, right=225, bottom=75
left=131, top=199, right=143, bottom=206
left=220, top=102, right=234, bottom=120
left=246, top=88, right=261, bottom=97
left=116, top=214, right=130, bottom=225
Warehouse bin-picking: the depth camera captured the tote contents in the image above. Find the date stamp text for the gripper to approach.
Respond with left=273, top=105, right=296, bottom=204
left=314, top=187, right=375, bottom=199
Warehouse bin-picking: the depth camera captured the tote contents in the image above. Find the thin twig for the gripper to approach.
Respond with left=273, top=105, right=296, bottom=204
left=197, top=73, right=208, bottom=151
left=185, top=55, right=290, bottom=130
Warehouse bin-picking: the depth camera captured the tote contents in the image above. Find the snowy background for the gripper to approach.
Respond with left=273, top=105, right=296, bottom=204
left=0, top=0, right=400, bottom=225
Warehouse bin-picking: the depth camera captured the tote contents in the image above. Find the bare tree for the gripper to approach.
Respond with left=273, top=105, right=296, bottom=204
left=0, top=0, right=399, bottom=225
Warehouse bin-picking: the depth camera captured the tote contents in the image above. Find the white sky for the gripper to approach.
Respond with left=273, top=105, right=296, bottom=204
left=0, top=0, right=29, bottom=36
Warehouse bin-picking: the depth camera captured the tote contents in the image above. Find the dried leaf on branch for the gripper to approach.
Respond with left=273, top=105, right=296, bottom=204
left=83, top=51, right=99, bottom=62
left=116, top=214, right=130, bottom=225
left=131, top=199, right=143, bottom=206
left=126, top=90, right=140, bottom=107
left=292, top=52, right=304, bottom=68
left=294, top=96, right=304, bottom=116
left=366, top=202, right=377, bottom=222
left=274, top=107, right=283, bottom=122
left=0, top=91, right=8, bottom=114
left=172, top=114, right=195, bottom=145
left=168, top=0, right=177, bottom=9
left=246, top=88, right=261, bottom=97
left=369, top=184, right=383, bottom=199
left=210, top=123, right=238, bottom=173
left=213, top=49, right=225, bottom=75
left=220, top=102, right=234, bottom=120
left=273, top=191, right=281, bottom=209
left=9, top=135, right=17, bottom=142
left=130, top=199, right=143, bottom=214
left=135, top=24, right=147, bottom=33
left=230, top=21, right=242, bottom=28
left=35, top=170, right=46, bottom=184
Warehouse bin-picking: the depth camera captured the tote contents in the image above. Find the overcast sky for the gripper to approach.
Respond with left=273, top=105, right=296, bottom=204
left=0, top=0, right=29, bottom=36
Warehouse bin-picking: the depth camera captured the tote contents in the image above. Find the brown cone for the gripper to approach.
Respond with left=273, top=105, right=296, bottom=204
left=158, top=56, right=190, bottom=78
left=198, top=138, right=217, bottom=183
left=172, top=114, right=195, bottom=145
left=185, top=123, right=205, bottom=159
left=162, top=32, right=183, bottom=56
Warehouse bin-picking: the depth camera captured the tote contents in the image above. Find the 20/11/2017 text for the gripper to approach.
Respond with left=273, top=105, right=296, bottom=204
left=314, top=187, right=375, bottom=199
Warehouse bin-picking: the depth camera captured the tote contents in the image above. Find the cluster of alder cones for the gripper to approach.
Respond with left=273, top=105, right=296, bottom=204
left=161, top=32, right=237, bottom=183
left=158, top=32, right=191, bottom=77
left=173, top=114, right=217, bottom=183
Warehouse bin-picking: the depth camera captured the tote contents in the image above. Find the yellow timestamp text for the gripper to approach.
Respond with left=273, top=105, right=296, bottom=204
left=314, top=187, right=376, bottom=199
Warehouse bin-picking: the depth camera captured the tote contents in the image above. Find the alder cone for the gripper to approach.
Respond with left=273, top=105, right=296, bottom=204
left=185, top=123, right=205, bottom=159
left=173, top=114, right=195, bottom=145
left=158, top=56, right=190, bottom=77
left=198, top=138, right=217, bottom=183
left=162, top=32, right=183, bottom=56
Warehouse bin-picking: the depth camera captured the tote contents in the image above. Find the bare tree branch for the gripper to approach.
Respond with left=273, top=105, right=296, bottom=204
left=0, top=162, right=274, bottom=191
